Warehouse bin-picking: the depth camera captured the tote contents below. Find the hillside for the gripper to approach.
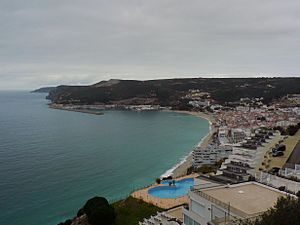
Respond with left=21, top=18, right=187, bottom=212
left=47, top=78, right=300, bottom=108
left=32, top=87, right=56, bottom=93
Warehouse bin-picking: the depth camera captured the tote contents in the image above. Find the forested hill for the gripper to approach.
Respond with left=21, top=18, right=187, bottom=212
left=46, top=78, right=300, bottom=108
left=31, top=87, right=56, bottom=93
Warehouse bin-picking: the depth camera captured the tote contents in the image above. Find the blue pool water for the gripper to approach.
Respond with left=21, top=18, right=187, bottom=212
left=148, top=178, right=194, bottom=198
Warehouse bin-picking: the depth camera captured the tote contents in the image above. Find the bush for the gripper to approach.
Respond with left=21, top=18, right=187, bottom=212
left=77, top=208, right=84, bottom=217
left=58, top=219, right=72, bottom=225
left=248, top=175, right=255, bottom=181
left=88, top=205, right=115, bottom=225
left=273, top=125, right=299, bottom=136
left=162, top=176, right=172, bottom=180
left=286, top=125, right=299, bottom=136
left=187, top=166, right=193, bottom=175
left=155, top=178, right=161, bottom=184
left=253, top=196, right=300, bottom=225
left=83, top=196, right=116, bottom=225
left=278, top=186, right=286, bottom=191
left=196, top=165, right=216, bottom=174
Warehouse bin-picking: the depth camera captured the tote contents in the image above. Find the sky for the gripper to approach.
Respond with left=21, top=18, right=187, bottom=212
left=0, top=0, right=300, bottom=90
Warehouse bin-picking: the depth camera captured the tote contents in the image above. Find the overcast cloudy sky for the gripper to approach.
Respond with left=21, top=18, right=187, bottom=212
left=0, top=0, right=300, bottom=89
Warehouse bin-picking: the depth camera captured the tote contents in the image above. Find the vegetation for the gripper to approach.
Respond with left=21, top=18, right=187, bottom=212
left=187, top=158, right=225, bottom=175
left=155, top=178, right=161, bottom=184
left=58, top=196, right=161, bottom=225
left=47, top=78, right=300, bottom=106
left=162, top=176, right=173, bottom=180
left=78, top=196, right=116, bottom=225
left=31, top=86, right=56, bottom=93
left=58, top=219, right=72, bottom=225
left=112, top=196, right=162, bottom=225
left=274, top=123, right=300, bottom=136
left=187, top=164, right=217, bottom=175
left=286, top=123, right=300, bottom=136
left=251, top=196, right=300, bottom=225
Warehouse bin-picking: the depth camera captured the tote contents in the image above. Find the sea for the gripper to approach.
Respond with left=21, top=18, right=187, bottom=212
left=0, top=91, right=209, bottom=225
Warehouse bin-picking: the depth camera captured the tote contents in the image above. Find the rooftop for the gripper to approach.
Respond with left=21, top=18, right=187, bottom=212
left=200, top=182, right=286, bottom=217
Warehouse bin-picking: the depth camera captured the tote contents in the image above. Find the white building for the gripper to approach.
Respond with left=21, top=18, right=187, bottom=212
left=189, top=100, right=210, bottom=108
left=218, top=127, right=229, bottom=145
left=225, top=146, right=260, bottom=168
left=193, top=145, right=232, bottom=167
left=231, top=128, right=247, bottom=143
left=183, top=182, right=288, bottom=225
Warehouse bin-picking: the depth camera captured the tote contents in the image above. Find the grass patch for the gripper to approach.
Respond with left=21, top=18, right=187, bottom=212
left=112, top=196, right=162, bottom=225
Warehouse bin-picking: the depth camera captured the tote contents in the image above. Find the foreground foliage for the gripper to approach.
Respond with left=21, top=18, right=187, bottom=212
left=112, top=196, right=162, bottom=225
left=76, top=196, right=116, bottom=225
left=252, top=196, right=300, bottom=225
left=58, top=196, right=160, bottom=225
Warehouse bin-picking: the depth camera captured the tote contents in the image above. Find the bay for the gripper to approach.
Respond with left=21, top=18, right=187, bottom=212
left=0, top=91, right=209, bottom=225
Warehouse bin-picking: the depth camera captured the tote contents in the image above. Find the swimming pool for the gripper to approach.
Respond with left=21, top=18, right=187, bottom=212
left=148, top=178, right=194, bottom=198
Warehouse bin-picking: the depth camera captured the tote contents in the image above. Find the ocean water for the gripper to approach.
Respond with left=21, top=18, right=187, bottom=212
left=0, top=91, right=209, bottom=225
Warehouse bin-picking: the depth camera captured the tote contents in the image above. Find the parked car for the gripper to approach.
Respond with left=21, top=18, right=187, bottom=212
left=277, top=144, right=286, bottom=151
left=272, top=144, right=286, bottom=153
left=269, top=167, right=280, bottom=175
left=273, top=151, right=284, bottom=157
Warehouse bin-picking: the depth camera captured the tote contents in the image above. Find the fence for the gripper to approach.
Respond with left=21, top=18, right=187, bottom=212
left=278, top=164, right=300, bottom=179
left=256, top=171, right=300, bottom=193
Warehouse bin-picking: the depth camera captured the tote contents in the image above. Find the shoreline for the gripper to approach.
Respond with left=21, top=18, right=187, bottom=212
left=49, top=104, right=104, bottom=115
left=161, top=110, right=216, bottom=178
left=48, top=103, right=214, bottom=179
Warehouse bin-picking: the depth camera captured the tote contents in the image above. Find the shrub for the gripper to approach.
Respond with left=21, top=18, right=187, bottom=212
left=278, top=186, right=286, bottom=191
left=253, top=196, right=300, bottom=225
left=155, top=178, right=161, bottom=184
left=162, top=176, right=172, bottom=180
left=88, top=205, right=115, bottom=225
left=77, top=208, right=84, bottom=217
left=286, top=125, right=299, bottom=136
left=187, top=166, right=193, bottom=175
left=196, top=165, right=216, bottom=174
left=248, top=175, right=255, bottom=181
left=58, top=219, right=72, bottom=225
left=83, top=196, right=116, bottom=225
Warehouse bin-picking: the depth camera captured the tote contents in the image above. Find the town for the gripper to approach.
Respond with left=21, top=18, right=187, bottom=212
left=134, top=91, right=300, bottom=225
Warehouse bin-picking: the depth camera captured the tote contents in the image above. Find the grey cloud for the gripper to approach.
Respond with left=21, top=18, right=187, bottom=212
left=0, top=0, right=299, bottom=89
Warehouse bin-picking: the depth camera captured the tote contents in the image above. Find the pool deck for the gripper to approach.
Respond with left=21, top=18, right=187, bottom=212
left=131, top=174, right=197, bottom=209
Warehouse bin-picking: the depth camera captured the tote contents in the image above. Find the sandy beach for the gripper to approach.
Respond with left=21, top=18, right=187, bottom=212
left=163, top=110, right=216, bottom=178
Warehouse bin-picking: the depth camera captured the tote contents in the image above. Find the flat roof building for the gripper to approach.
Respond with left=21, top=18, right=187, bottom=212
left=183, top=181, right=288, bottom=225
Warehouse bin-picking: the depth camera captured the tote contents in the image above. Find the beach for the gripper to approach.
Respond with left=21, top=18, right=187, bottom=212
left=162, top=110, right=216, bottom=178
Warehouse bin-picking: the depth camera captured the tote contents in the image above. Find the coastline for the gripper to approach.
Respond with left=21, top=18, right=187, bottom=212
left=49, top=104, right=104, bottom=115
left=48, top=103, right=214, bottom=179
left=161, top=110, right=216, bottom=178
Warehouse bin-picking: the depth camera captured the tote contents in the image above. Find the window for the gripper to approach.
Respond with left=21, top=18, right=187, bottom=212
left=184, top=213, right=202, bottom=225
left=191, top=200, right=205, bottom=216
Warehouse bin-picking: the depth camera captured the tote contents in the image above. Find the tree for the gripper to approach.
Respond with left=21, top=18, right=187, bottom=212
left=273, top=126, right=286, bottom=135
left=286, top=125, right=299, bottom=136
left=155, top=178, right=161, bottom=184
left=82, top=196, right=116, bottom=225
left=253, top=196, right=300, bottom=225
left=58, top=219, right=72, bottom=225
left=88, top=205, right=115, bottom=225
